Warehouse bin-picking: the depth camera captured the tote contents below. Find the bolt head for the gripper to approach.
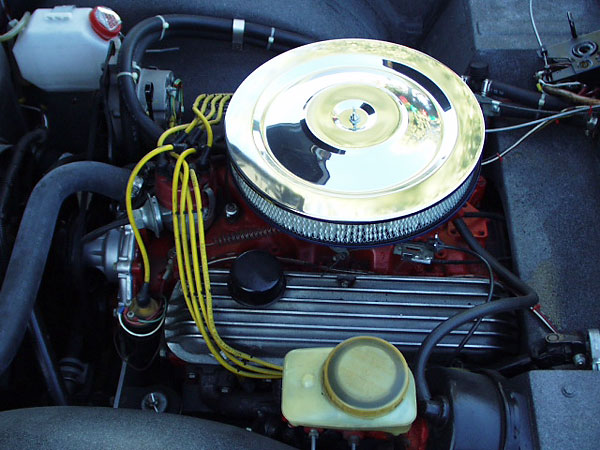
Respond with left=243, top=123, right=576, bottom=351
left=573, top=353, right=586, bottom=367
left=131, top=177, right=144, bottom=198
left=225, top=203, right=239, bottom=219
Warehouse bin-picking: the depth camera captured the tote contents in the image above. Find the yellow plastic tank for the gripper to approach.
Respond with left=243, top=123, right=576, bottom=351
left=281, top=336, right=417, bottom=435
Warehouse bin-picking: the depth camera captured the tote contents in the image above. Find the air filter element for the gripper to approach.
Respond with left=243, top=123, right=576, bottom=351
left=225, top=39, right=484, bottom=246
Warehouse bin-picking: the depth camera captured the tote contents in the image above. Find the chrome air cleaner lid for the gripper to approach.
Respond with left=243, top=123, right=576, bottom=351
left=225, top=39, right=485, bottom=246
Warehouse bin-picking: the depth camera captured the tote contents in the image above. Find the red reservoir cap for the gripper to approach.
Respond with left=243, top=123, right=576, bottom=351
left=89, top=6, right=122, bottom=40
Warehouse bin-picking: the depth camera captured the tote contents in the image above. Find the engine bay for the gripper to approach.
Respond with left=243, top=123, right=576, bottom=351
left=0, top=1, right=599, bottom=449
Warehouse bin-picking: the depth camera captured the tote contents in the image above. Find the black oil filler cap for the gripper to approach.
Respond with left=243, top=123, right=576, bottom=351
left=228, top=250, right=285, bottom=307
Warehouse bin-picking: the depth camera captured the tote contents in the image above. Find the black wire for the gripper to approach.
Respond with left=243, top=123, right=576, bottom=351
left=434, top=256, right=512, bottom=265
left=432, top=258, right=484, bottom=265
left=437, top=244, right=494, bottom=358
left=498, top=102, right=558, bottom=115
left=81, top=217, right=130, bottom=244
left=462, top=211, right=505, bottom=222
left=113, top=328, right=162, bottom=372
left=274, top=257, right=375, bottom=275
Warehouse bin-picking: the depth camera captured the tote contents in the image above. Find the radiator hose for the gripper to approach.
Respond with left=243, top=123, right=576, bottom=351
left=0, top=128, right=47, bottom=284
left=0, top=162, right=130, bottom=374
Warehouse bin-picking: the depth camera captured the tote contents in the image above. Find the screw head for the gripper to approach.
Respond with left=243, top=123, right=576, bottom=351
left=126, top=310, right=135, bottom=319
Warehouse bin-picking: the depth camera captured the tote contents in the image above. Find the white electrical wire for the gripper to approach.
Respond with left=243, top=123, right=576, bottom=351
left=529, top=0, right=550, bottom=66
left=486, top=105, right=600, bottom=133
left=483, top=105, right=600, bottom=165
left=529, top=0, right=543, bottom=49
left=482, top=120, right=550, bottom=165
left=529, top=0, right=550, bottom=69
left=543, top=81, right=582, bottom=89
left=118, top=311, right=165, bottom=338
left=0, top=11, right=30, bottom=42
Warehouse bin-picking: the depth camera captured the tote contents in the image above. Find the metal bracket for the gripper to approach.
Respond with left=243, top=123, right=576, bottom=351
left=133, top=196, right=164, bottom=237
left=475, top=94, right=501, bottom=117
left=588, top=329, right=600, bottom=371
left=394, top=242, right=435, bottom=264
left=545, top=333, right=585, bottom=346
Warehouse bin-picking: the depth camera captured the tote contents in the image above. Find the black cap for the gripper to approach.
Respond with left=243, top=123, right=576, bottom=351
left=228, top=250, right=286, bottom=307
left=468, top=61, right=489, bottom=80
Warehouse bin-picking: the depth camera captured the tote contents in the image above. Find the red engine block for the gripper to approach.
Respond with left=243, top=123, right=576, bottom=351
left=134, top=167, right=490, bottom=295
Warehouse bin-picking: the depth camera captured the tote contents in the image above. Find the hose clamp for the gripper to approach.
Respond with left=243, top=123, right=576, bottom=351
left=267, top=27, right=276, bottom=51
left=117, top=61, right=142, bottom=82
left=117, top=71, right=138, bottom=82
left=481, top=78, right=491, bottom=97
left=232, top=18, right=245, bottom=51
left=156, top=15, right=169, bottom=41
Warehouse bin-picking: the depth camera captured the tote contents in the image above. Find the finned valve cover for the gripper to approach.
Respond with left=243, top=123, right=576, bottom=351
left=225, top=39, right=485, bottom=246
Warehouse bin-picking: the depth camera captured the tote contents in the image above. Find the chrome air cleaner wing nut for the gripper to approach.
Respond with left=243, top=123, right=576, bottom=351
left=225, top=39, right=484, bottom=246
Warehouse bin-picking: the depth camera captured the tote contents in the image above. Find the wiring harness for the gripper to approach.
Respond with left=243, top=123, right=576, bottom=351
left=124, top=93, right=283, bottom=378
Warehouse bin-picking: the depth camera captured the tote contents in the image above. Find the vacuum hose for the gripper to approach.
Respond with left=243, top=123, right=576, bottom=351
left=415, top=218, right=538, bottom=423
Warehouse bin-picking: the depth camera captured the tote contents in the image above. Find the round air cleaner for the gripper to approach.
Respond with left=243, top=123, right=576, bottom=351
left=226, top=39, right=484, bottom=246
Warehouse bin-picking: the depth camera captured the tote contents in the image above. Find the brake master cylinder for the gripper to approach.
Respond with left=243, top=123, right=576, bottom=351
left=281, top=336, right=417, bottom=434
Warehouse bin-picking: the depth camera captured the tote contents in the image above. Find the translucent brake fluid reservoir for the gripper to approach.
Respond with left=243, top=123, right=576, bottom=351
left=12, top=6, right=121, bottom=92
left=281, top=336, right=417, bottom=435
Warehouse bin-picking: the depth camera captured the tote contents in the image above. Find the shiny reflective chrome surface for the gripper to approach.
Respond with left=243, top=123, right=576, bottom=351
left=226, top=39, right=484, bottom=225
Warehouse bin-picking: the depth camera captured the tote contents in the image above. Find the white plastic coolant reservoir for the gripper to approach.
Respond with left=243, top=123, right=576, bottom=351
left=12, top=6, right=121, bottom=91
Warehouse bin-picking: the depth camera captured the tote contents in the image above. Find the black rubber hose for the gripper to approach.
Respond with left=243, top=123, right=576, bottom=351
left=415, top=218, right=538, bottom=422
left=454, top=218, right=534, bottom=295
left=117, top=15, right=313, bottom=143
left=487, top=79, right=568, bottom=110
left=0, top=128, right=47, bottom=281
left=81, top=217, right=130, bottom=244
left=0, top=162, right=131, bottom=375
